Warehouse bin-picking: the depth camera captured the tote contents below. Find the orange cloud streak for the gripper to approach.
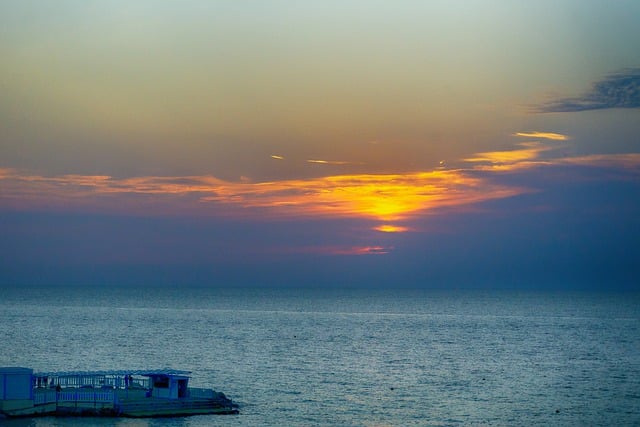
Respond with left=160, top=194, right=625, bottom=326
left=0, top=168, right=522, bottom=221
left=201, top=170, right=524, bottom=221
left=374, top=224, right=410, bottom=233
left=5, top=145, right=634, bottom=223
left=463, top=142, right=552, bottom=165
left=514, top=131, right=569, bottom=141
left=306, top=159, right=362, bottom=165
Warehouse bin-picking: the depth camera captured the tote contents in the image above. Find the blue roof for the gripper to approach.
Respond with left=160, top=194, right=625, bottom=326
left=0, top=367, right=33, bottom=374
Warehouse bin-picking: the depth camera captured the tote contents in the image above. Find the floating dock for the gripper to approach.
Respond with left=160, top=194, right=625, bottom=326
left=0, top=367, right=238, bottom=418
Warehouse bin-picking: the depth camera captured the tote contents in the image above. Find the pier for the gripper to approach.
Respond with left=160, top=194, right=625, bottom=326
left=0, top=367, right=238, bottom=418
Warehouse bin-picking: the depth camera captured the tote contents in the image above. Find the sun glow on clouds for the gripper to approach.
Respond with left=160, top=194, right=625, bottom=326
left=199, top=171, right=522, bottom=223
left=374, top=225, right=410, bottom=233
left=0, top=168, right=521, bottom=222
left=4, top=139, right=638, bottom=255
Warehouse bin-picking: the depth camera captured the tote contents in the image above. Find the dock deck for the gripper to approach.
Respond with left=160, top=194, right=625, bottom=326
left=1, top=367, right=238, bottom=418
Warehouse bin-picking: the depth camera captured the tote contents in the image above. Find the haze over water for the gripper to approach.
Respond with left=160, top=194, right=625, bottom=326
left=1, top=285, right=639, bottom=426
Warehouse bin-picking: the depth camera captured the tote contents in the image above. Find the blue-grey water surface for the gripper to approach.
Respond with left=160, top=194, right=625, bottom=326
left=0, top=286, right=639, bottom=426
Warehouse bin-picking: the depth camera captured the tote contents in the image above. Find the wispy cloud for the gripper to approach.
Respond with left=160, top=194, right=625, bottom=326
left=556, top=153, right=640, bottom=171
left=537, top=68, right=640, bottom=113
left=245, top=244, right=394, bottom=256
left=513, top=132, right=569, bottom=141
left=330, top=246, right=393, bottom=256
left=3, top=148, right=639, bottom=233
left=306, top=159, right=363, bottom=166
left=463, top=142, right=553, bottom=170
left=0, top=168, right=522, bottom=223
left=270, top=155, right=362, bottom=166
left=200, top=171, right=522, bottom=222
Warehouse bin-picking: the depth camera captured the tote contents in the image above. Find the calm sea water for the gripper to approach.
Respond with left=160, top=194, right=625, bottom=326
left=0, top=286, right=638, bottom=426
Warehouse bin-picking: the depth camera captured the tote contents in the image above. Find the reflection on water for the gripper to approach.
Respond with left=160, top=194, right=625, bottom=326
left=1, top=286, right=639, bottom=426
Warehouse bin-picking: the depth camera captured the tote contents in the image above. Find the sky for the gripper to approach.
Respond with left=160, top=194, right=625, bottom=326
left=1, top=1, right=639, bottom=289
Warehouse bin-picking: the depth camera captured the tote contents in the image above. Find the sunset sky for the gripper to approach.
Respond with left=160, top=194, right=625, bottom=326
left=2, top=1, right=639, bottom=288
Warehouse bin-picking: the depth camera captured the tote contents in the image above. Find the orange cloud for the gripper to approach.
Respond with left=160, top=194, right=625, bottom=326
left=514, top=131, right=569, bottom=141
left=374, top=224, right=410, bottom=233
left=4, top=143, right=638, bottom=257
left=6, top=145, right=635, bottom=225
left=0, top=168, right=17, bottom=179
left=306, top=159, right=362, bottom=165
left=0, top=168, right=524, bottom=222
left=199, top=170, right=525, bottom=222
left=464, top=142, right=551, bottom=165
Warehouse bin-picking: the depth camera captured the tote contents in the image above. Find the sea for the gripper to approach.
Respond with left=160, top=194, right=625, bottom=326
left=0, top=285, right=639, bottom=426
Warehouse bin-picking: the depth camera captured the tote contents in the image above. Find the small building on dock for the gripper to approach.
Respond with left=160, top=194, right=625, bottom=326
left=0, top=367, right=34, bottom=415
left=0, top=367, right=237, bottom=418
left=146, top=371, right=190, bottom=399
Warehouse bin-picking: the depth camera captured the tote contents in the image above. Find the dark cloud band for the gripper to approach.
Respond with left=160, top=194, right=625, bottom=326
left=538, top=68, right=640, bottom=113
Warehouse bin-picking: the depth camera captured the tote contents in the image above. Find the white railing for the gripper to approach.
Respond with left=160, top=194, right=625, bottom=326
left=33, top=390, right=115, bottom=405
left=43, top=375, right=150, bottom=390
left=33, top=390, right=57, bottom=405
left=57, top=390, right=115, bottom=403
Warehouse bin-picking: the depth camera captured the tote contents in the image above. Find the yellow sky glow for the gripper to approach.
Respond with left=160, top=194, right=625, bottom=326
left=0, top=168, right=519, bottom=221
left=4, top=148, right=635, bottom=225
left=374, top=225, right=410, bottom=233
left=201, top=171, right=523, bottom=222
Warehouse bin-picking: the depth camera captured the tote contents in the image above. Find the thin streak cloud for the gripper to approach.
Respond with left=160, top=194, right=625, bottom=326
left=557, top=153, right=640, bottom=171
left=306, top=159, right=363, bottom=166
left=514, top=132, right=569, bottom=141
left=310, top=246, right=394, bottom=256
left=235, top=244, right=395, bottom=257
left=463, top=142, right=553, bottom=166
